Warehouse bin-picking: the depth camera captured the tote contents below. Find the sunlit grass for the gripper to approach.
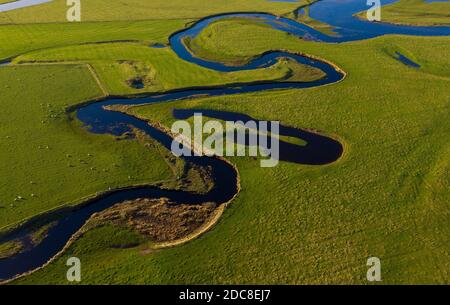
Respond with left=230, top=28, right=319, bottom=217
left=1, top=1, right=449, bottom=285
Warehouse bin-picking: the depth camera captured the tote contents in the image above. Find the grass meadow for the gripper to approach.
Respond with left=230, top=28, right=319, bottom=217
left=7, top=21, right=449, bottom=284
left=0, top=0, right=449, bottom=284
left=0, top=64, right=173, bottom=230
left=0, top=0, right=303, bottom=24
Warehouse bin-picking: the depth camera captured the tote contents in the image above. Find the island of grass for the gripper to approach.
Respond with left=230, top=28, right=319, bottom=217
left=4, top=15, right=447, bottom=284
left=183, top=18, right=300, bottom=66
left=0, top=240, right=23, bottom=260
left=0, top=221, right=57, bottom=260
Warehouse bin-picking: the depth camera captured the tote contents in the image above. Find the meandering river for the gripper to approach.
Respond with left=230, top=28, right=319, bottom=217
left=1, top=0, right=449, bottom=282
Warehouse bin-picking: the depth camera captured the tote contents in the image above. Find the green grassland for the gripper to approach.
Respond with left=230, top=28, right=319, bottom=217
left=0, top=0, right=304, bottom=24
left=182, top=18, right=276, bottom=66
left=0, top=20, right=188, bottom=60
left=1, top=0, right=449, bottom=285
left=0, top=64, right=174, bottom=229
left=8, top=15, right=449, bottom=284
left=357, top=0, right=450, bottom=26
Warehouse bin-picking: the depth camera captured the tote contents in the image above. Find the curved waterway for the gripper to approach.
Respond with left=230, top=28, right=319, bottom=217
left=1, top=0, right=450, bottom=281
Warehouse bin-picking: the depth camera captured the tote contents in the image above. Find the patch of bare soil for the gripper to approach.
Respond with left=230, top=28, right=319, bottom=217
left=90, top=198, right=217, bottom=243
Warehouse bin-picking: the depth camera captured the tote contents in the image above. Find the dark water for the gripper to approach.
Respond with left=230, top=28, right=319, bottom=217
left=173, top=109, right=343, bottom=165
left=395, top=52, right=421, bottom=68
left=1, top=0, right=450, bottom=281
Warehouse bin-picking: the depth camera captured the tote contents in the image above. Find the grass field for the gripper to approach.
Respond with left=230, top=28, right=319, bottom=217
left=0, top=0, right=304, bottom=24
left=0, top=64, right=173, bottom=229
left=183, top=18, right=280, bottom=66
left=358, top=0, right=450, bottom=26
left=5, top=18, right=447, bottom=284
left=13, top=41, right=325, bottom=95
left=1, top=0, right=449, bottom=285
